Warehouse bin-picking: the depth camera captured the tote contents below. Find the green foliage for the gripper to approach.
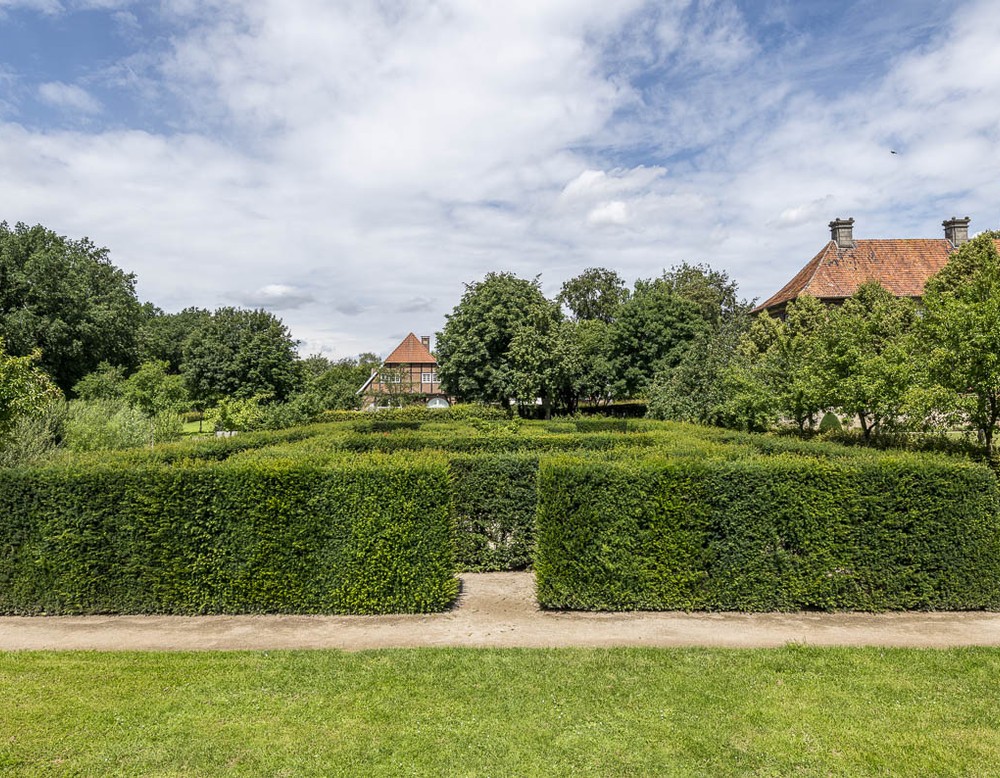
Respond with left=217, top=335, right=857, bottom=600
left=0, top=222, right=144, bottom=394
left=647, top=312, right=773, bottom=431
left=436, top=272, right=561, bottom=409
left=557, top=267, right=629, bottom=323
left=137, top=306, right=211, bottom=373
left=660, top=262, right=746, bottom=326
left=818, top=412, right=843, bottom=432
left=182, top=307, right=302, bottom=405
left=536, top=453, right=1000, bottom=611
left=207, top=395, right=269, bottom=432
left=304, top=354, right=381, bottom=411
left=449, top=453, right=538, bottom=571
left=61, top=398, right=181, bottom=452
left=0, top=454, right=458, bottom=614
left=921, top=234, right=1000, bottom=455
left=122, top=360, right=188, bottom=415
left=609, top=277, right=708, bottom=397
left=72, top=361, right=127, bottom=401
left=0, top=337, right=61, bottom=434
left=0, top=401, right=65, bottom=468
left=821, top=282, right=921, bottom=438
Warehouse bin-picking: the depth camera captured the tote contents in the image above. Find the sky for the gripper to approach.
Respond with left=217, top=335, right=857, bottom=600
left=1, top=0, right=999, bottom=359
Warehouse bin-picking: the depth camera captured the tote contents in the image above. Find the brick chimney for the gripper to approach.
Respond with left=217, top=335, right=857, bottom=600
left=420, top=335, right=431, bottom=350
left=943, top=216, right=970, bottom=247
left=829, top=217, right=855, bottom=249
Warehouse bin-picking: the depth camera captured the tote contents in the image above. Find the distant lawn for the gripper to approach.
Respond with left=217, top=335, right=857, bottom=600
left=3, top=647, right=999, bottom=776
left=181, top=419, right=213, bottom=436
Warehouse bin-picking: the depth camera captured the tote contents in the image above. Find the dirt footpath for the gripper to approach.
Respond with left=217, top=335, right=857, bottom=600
left=2, top=572, right=1000, bottom=651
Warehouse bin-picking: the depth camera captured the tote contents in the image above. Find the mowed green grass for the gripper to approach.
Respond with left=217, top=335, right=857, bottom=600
left=2, top=647, right=999, bottom=776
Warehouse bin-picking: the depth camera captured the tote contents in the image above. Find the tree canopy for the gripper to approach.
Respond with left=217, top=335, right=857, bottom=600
left=609, top=277, right=708, bottom=397
left=436, top=273, right=562, bottom=410
left=557, top=267, right=629, bottom=323
left=0, top=222, right=143, bottom=393
left=920, top=233, right=1000, bottom=454
left=182, top=307, right=302, bottom=405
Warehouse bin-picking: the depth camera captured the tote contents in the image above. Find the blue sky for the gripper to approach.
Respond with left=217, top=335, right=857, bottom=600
left=1, top=0, right=997, bottom=358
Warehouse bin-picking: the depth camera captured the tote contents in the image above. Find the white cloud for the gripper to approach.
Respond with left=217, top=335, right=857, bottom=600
left=38, top=82, right=102, bottom=114
left=588, top=201, right=630, bottom=226
left=2, top=1, right=1000, bottom=356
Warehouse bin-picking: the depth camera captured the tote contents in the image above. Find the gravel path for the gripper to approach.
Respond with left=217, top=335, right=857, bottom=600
left=2, top=572, right=1000, bottom=651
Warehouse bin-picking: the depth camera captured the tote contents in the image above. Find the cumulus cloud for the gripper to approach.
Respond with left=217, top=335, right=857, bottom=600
left=38, top=82, right=102, bottom=114
left=0, top=0, right=998, bottom=356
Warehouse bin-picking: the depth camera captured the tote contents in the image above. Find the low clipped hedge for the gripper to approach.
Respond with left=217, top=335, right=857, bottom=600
left=535, top=453, right=1000, bottom=611
left=0, top=454, right=457, bottom=615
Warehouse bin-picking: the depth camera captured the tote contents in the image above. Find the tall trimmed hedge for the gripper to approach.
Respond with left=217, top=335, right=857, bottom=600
left=449, top=453, right=538, bottom=571
left=0, top=455, right=457, bottom=614
left=535, top=454, right=1000, bottom=611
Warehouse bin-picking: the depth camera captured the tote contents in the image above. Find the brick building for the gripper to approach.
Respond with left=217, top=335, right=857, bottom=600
left=754, top=216, right=978, bottom=318
left=357, top=332, right=449, bottom=409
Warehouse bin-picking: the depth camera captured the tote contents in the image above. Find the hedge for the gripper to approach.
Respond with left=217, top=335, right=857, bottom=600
left=449, top=453, right=538, bottom=571
left=0, top=454, right=458, bottom=614
left=535, top=453, right=1000, bottom=611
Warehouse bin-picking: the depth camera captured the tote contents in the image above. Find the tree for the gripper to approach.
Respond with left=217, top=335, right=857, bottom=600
left=0, top=222, right=144, bottom=393
left=0, top=337, right=60, bottom=435
left=821, top=282, right=920, bottom=438
left=647, top=312, right=774, bottom=430
left=921, top=233, right=1000, bottom=455
left=661, top=262, right=745, bottom=326
left=608, top=277, right=708, bottom=397
left=182, top=307, right=302, bottom=405
left=302, top=353, right=380, bottom=411
left=138, top=306, right=211, bottom=373
left=436, top=273, right=561, bottom=410
left=568, top=318, right=617, bottom=407
left=745, top=296, right=831, bottom=432
left=557, top=267, right=629, bottom=323
left=123, top=360, right=188, bottom=416
left=73, top=361, right=127, bottom=401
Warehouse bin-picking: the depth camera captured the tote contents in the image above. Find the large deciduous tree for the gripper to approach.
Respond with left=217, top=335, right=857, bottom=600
left=661, top=261, right=743, bottom=326
left=138, top=306, right=212, bottom=373
left=609, top=277, right=707, bottom=397
left=0, top=222, right=143, bottom=393
left=821, top=282, right=920, bottom=439
left=921, top=233, right=1000, bottom=455
left=436, top=273, right=561, bottom=411
left=182, top=307, right=302, bottom=405
left=557, top=267, right=629, bottom=323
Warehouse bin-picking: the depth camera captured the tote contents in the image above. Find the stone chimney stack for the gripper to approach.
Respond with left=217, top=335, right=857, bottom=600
left=943, top=216, right=971, bottom=247
left=420, top=335, right=431, bottom=350
left=829, top=217, right=855, bottom=249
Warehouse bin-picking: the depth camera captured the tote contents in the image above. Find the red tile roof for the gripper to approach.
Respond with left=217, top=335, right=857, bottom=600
left=754, top=238, right=1000, bottom=314
left=384, top=333, right=436, bottom=366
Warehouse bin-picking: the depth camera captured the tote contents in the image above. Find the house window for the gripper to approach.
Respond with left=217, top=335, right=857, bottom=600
left=421, top=372, right=437, bottom=384
left=382, top=373, right=402, bottom=384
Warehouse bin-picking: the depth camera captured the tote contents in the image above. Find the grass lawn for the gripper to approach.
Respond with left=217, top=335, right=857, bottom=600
left=2, top=647, right=999, bottom=776
left=181, top=420, right=213, bottom=436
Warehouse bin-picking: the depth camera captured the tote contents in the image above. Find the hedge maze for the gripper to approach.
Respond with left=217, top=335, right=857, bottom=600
left=2, top=410, right=999, bottom=614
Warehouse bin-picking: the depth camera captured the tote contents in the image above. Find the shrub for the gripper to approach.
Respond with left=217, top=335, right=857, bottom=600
left=535, top=453, right=1000, bottom=611
left=819, top=412, right=843, bottom=432
left=62, top=399, right=153, bottom=451
left=0, top=453, right=458, bottom=614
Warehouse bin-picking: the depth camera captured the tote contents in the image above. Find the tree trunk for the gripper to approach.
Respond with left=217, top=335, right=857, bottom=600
left=858, top=413, right=872, bottom=440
